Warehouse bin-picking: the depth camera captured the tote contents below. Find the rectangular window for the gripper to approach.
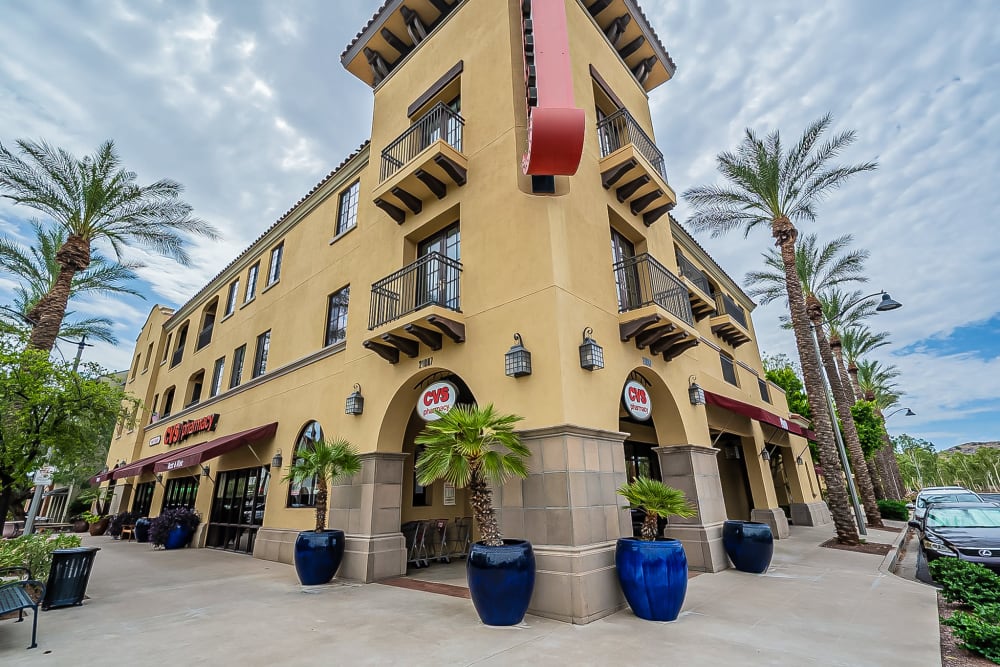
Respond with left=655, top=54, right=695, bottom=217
left=325, top=286, right=350, bottom=346
left=336, top=181, right=360, bottom=235
left=161, top=476, right=199, bottom=512
left=720, top=353, right=738, bottom=386
left=758, top=378, right=771, bottom=403
left=229, top=345, right=246, bottom=389
left=150, top=394, right=160, bottom=423
left=245, top=263, right=259, bottom=303
left=143, top=343, right=153, bottom=372
left=252, top=330, right=270, bottom=378
left=161, top=334, right=172, bottom=363
left=131, top=481, right=155, bottom=517
left=267, top=243, right=283, bottom=286
left=171, top=324, right=188, bottom=368
left=130, top=354, right=140, bottom=380
left=210, top=357, right=226, bottom=397
left=225, top=279, right=239, bottom=316
left=162, top=387, right=175, bottom=418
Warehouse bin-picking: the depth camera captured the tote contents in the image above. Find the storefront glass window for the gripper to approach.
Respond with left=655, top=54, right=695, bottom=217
left=288, top=421, right=322, bottom=507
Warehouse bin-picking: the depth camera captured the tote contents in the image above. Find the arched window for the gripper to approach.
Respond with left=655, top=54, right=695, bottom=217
left=287, top=421, right=323, bottom=507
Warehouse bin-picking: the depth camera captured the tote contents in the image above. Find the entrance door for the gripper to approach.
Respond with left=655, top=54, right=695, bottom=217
left=161, top=476, right=199, bottom=511
left=417, top=223, right=460, bottom=311
left=206, top=466, right=270, bottom=554
left=624, top=441, right=664, bottom=537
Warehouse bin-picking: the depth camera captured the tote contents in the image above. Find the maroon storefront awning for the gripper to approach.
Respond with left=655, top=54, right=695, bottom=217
left=89, top=470, right=115, bottom=486
left=153, top=423, right=278, bottom=474
left=111, top=450, right=177, bottom=481
left=704, top=391, right=817, bottom=441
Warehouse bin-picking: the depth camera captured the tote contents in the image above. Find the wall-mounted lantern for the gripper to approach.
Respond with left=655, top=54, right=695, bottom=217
left=688, top=375, right=705, bottom=405
left=579, top=327, right=604, bottom=371
left=345, top=384, right=364, bottom=416
left=505, top=333, right=532, bottom=378
left=271, top=449, right=283, bottom=469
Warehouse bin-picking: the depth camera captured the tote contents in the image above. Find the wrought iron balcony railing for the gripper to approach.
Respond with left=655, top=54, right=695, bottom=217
left=369, top=252, right=462, bottom=329
left=613, top=253, right=694, bottom=326
left=675, top=252, right=712, bottom=296
left=716, top=293, right=748, bottom=330
left=380, top=102, right=465, bottom=182
left=597, top=108, right=668, bottom=182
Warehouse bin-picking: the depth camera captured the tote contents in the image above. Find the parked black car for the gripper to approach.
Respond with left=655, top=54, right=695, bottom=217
left=910, top=502, right=1000, bottom=572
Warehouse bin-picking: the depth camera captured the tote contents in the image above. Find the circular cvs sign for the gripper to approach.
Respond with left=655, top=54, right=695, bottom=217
left=418, top=381, right=458, bottom=421
left=623, top=380, right=652, bottom=421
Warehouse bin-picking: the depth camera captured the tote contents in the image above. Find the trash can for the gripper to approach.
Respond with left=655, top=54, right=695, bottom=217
left=42, top=547, right=100, bottom=610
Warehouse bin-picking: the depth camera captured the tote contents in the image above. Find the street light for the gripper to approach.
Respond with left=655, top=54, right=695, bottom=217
left=885, top=407, right=916, bottom=419
left=809, top=290, right=904, bottom=536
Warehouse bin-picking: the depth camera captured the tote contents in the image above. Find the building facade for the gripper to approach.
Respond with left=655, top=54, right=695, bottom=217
left=98, top=0, right=830, bottom=624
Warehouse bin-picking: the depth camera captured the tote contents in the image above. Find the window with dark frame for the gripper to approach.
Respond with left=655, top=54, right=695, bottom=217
left=131, top=481, right=155, bottom=517
left=758, top=378, right=771, bottom=403
left=336, top=181, right=360, bottom=235
left=143, top=342, right=153, bottom=372
left=288, top=422, right=323, bottom=507
left=161, top=476, right=199, bottom=511
left=162, top=333, right=172, bottom=363
left=252, top=330, right=270, bottom=378
left=186, top=371, right=204, bottom=408
left=267, top=243, right=283, bottom=285
left=130, top=354, right=140, bottom=380
left=230, top=344, right=246, bottom=389
left=245, top=263, right=260, bottom=303
left=171, top=323, right=188, bottom=367
left=720, top=353, right=738, bottom=386
left=225, top=279, right=239, bottom=316
left=210, top=357, right=225, bottom=397
left=162, top=386, right=175, bottom=418
left=413, top=445, right=430, bottom=506
left=325, top=286, right=350, bottom=347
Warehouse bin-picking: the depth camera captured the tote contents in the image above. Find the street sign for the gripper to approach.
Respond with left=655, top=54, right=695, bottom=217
left=33, top=465, right=55, bottom=486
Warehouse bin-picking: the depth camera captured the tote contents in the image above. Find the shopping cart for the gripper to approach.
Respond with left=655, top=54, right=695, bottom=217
left=429, top=518, right=451, bottom=563
left=446, top=516, right=472, bottom=559
left=402, top=520, right=430, bottom=568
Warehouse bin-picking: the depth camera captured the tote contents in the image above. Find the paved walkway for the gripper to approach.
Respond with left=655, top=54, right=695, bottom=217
left=1, top=522, right=939, bottom=666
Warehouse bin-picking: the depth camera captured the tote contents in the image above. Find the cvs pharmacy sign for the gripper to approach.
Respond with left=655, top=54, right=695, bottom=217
left=417, top=381, right=457, bottom=421
left=623, top=380, right=652, bottom=421
left=164, top=413, right=220, bottom=445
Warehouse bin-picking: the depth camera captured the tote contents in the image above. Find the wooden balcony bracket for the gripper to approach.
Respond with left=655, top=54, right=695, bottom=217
left=403, top=323, right=443, bottom=351
left=619, top=313, right=661, bottom=342
left=381, top=333, right=420, bottom=358
left=363, top=340, right=400, bottom=364
left=426, top=315, right=466, bottom=343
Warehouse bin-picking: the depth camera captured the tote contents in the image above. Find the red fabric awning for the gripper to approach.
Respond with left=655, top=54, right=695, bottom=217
left=110, top=450, right=176, bottom=481
left=89, top=470, right=115, bottom=485
left=704, top=391, right=817, bottom=441
left=153, top=423, right=278, bottom=473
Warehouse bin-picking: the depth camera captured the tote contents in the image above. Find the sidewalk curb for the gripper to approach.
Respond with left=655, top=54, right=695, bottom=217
left=878, top=524, right=911, bottom=576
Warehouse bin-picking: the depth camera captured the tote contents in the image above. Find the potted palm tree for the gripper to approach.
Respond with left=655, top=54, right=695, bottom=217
left=616, top=477, right=696, bottom=621
left=283, top=438, right=361, bottom=585
left=415, top=404, right=532, bottom=626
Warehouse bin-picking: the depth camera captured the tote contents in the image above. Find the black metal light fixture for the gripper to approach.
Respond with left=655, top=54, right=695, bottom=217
left=201, top=465, right=215, bottom=482
left=795, top=446, right=809, bottom=465
left=505, top=333, right=532, bottom=378
left=155, top=473, right=165, bottom=486
left=345, top=384, right=364, bottom=415
left=271, top=449, right=283, bottom=469
left=875, top=292, right=902, bottom=312
left=579, top=327, right=604, bottom=371
left=688, top=375, right=705, bottom=406
left=760, top=447, right=771, bottom=462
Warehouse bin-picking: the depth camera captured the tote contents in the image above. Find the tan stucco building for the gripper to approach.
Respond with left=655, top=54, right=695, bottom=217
left=97, top=0, right=830, bottom=624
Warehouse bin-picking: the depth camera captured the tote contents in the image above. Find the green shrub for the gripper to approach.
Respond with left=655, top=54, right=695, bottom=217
left=877, top=499, right=909, bottom=520
left=0, top=533, right=82, bottom=580
left=944, top=610, right=1000, bottom=663
left=930, top=558, right=1000, bottom=607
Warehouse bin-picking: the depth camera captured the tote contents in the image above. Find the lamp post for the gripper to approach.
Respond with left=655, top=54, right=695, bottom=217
left=885, top=407, right=916, bottom=419
left=809, top=290, right=903, bottom=535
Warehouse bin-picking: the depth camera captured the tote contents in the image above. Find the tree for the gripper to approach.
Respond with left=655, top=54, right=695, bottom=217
left=841, top=326, right=891, bottom=399
left=0, top=139, right=218, bottom=351
left=746, top=231, right=883, bottom=525
left=0, top=221, right=144, bottom=344
left=0, top=339, right=126, bottom=522
left=894, top=434, right=939, bottom=491
left=415, top=404, right=529, bottom=547
left=685, top=114, right=877, bottom=544
left=282, top=438, right=361, bottom=532
left=617, top=477, right=696, bottom=540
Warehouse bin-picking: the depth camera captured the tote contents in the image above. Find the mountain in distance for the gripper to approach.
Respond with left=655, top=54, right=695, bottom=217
left=945, top=441, right=1000, bottom=454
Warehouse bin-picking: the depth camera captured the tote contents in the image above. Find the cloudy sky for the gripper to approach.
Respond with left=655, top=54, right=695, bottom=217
left=1, top=0, right=997, bottom=449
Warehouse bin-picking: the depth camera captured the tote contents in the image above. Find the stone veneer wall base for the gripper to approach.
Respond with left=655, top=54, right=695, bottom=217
left=528, top=542, right=626, bottom=624
left=253, top=528, right=406, bottom=583
left=751, top=507, right=791, bottom=539
left=789, top=501, right=833, bottom=527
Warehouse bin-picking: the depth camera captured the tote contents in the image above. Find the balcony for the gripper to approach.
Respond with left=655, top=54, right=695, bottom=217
left=373, top=103, right=468, bottom=225
left=195, top=325, right=213, bottom=351
left=364, top=252, right=465, bottom=364
left=614, top=253, right=699, bottom=362
left=597, top=109, right=677, bottom=227
left=711, top=293, right=751, bottom=348
left=675, top=252, right=716, bottom=321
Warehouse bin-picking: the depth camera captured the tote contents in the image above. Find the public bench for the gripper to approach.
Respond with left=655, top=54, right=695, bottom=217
left=0, top=567, right=44, bottom=649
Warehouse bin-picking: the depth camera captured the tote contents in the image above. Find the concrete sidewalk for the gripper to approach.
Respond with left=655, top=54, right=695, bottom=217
left=1, top=523, right=939, bottom=666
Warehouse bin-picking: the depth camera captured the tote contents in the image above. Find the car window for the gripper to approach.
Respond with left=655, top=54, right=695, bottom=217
left=925, top=493, right=981, bottom=505
left=927, top=508, right=1000, bottom=528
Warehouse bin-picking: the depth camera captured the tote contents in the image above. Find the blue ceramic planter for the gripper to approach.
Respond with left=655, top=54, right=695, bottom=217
left=134, top=517, right=151, bottom=543
left=615, top=537, right=688, bottom=621
left=723, top=520, right=774, bottom=573
left=294, top=530, right=346, bottom=585
left=467, top=540, right=535, bottom=626
left=163, top=525, right=191, bottom=550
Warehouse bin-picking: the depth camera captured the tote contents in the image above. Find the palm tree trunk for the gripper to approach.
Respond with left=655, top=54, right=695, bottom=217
left=641, top=511, right=659, bottom=540
left=469, top=467, right=502, bottom=547
left=807, top=298, right=884, bottom=528
left=27, top=235, right=91, bottom=352
left=773, top=218, right=859, bottom=544
left=866, top=458, right=885, bottom=500
left=830, top=335, right=855, bottom=403
left=315, top=477, right=328, bottom=532
left=874, top=406, right=905, bottom=499
left=847, top=363, right=862, bottom=401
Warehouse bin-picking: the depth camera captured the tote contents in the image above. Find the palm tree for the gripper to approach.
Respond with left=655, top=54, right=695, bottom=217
left=0, top=139, right=218, bottom=351
left=840, top=325, right=891, bottom=400
left=0, top=221, right=143, bottom=344
left=282, top=439, right=362, bottom=532
left=618, top=477, right=696, bottom=540
left=820, top=289, right=878, bottom=400
left=857, top=359, right=907, bottom=499
left=747, top=234, right=883, bottom=526
left=415, top=404, right=529, bottom=547
left=685, top=114, right=876, bottom=544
